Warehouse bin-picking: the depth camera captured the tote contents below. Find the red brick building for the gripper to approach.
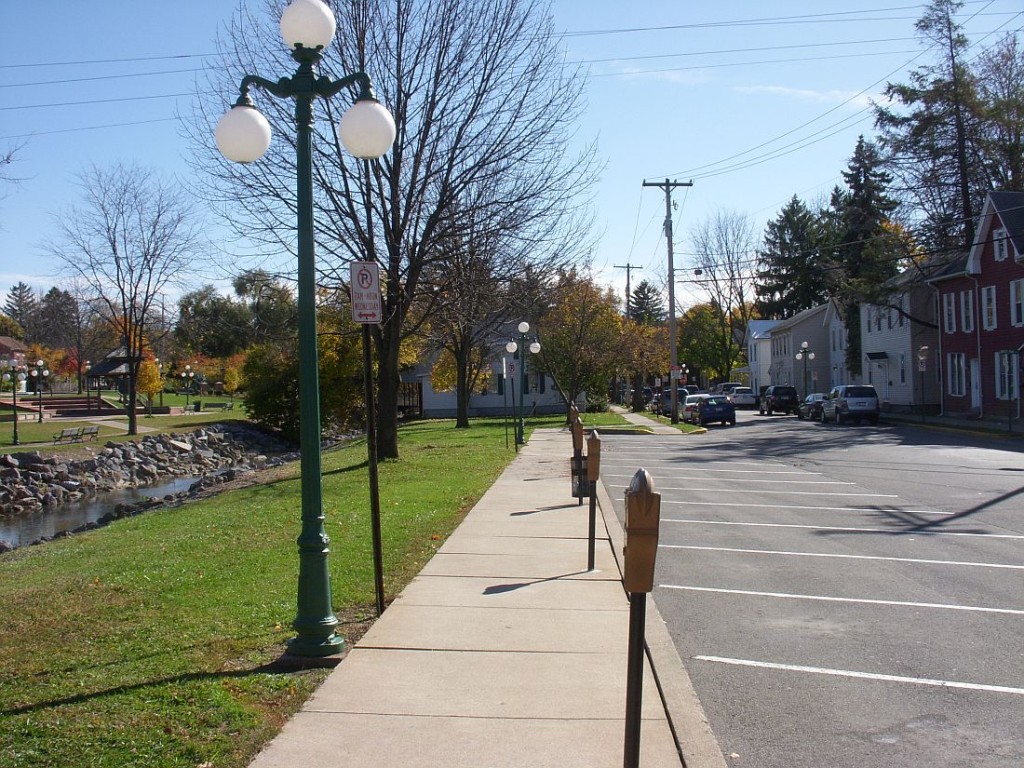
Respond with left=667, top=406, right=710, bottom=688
left=928, top=191, right=1024, bottom=420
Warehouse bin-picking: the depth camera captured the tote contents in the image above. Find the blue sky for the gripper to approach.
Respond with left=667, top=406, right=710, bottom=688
left=2, top=1, right=1021, bottom=312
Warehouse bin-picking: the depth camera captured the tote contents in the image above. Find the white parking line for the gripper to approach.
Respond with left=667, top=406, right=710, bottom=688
left=660, top=544, right=1024, bottom=570
left=610, top=478, right=855, bottom=485
left=659, top=584, right=1024, bottom=615
left=693, top=656, right=1024, bottom=696
left=603, top=468, right=818, bottom=476
left=608, top=485, right=896, bottom=497
left=661, top=518, right=1024, bottom=539
left=659, top=500, right=952, bottom=516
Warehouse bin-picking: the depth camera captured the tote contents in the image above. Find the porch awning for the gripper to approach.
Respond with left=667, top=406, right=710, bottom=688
left=865, top=351, right=888, bottom=361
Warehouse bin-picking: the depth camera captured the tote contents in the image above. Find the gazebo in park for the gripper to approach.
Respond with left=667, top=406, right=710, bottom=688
left=86, top=348, right=135, bottom=402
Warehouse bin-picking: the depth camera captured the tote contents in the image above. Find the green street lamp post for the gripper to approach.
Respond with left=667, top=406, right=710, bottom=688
left=180, top=365, right=195, bottom=408
left=84, top=361, right=92, bottom=414
left=215, top=0, right=395, bottom=658
left=794, top=341, right=815, bottom=401
left=2, top=359, right=26, bottom=446
left=505, top=322, right=541, bottom=446
left=29, top=360, right=49, bottom=424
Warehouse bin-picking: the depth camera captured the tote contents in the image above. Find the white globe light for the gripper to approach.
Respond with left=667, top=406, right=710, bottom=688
left=337, top=99, right=396, bottom=159
left=280, top=0, right=336, bottom=50
left=517, top=321, right=530, bottom=334
left=529, top=342, right=541, bottom=354
left=216, top=105, right=272, bottom=163
left=505, top=341, right=518, bottom=354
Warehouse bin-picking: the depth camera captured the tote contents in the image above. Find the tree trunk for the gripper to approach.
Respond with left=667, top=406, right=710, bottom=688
left=455, top=341, right=470, bottom=429
left=375, top=321, right=402, bottom=461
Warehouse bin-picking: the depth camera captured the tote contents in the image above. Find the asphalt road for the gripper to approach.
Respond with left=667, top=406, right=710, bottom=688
left=600, top=413, right=1024, bottom=768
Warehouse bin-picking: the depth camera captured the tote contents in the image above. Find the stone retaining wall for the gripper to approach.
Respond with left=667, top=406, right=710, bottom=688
left=0, top=424, right=292, bottom=515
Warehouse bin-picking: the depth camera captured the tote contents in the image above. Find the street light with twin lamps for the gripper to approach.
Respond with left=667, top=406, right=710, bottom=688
left=215, top=0, right=396, bottom=658
left=29, top=360, right=49, bottom=423
left=795, top=341, right=815, bottom=400
left=505, top=322, right=541, bottom=447
left=2, top=360, right=26, bottom=445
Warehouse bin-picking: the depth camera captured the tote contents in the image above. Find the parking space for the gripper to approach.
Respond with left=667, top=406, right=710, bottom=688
left=600, top=427, right=1024, bottom=768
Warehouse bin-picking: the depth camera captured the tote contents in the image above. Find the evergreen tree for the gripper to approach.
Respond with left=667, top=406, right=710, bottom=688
left=4, top=282, right=37, bottom=340
left=829, top=137, right=900, bottom=375
left=755, top=195, right=828, bottom=319
left=875, top=0, right=986, bottom=251
left=36, top=287, right=78, bottom=350
left=629, top=280, right=666, bottom=325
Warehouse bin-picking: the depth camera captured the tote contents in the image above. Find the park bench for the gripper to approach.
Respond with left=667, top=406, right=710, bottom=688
left=80, top=425, right=100, bottom=441
left=204, top=402, right=234, bottom=411
left=53, top=427, right=84, bottom=444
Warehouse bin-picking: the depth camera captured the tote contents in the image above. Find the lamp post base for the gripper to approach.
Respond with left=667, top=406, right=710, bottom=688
left=286, top=632, right=346, bottom=659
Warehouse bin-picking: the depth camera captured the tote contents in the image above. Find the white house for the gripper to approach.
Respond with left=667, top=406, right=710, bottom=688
left=859, top=264, right=942, bottom=410
left=743, top=319, right=780, bottom=394
left=767, top=300, right=852, bottom=397
left=403, top=351, right=570, bottom=419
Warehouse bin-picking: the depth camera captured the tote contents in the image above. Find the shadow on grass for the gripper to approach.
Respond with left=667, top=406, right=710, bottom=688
left=1, top=661, right=295, bottom=718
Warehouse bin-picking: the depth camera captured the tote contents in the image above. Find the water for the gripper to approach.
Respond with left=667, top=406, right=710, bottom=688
left=0, top=476, right=200, bottom=549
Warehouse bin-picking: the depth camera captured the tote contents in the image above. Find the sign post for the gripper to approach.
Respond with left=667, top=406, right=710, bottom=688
left=350, top=262, right=385, bottom=616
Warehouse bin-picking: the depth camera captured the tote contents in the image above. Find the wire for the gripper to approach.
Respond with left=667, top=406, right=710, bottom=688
left=0, top=93, right=195, bottom=112
left=0, top=68, right=205, bottom=89
left=575, top=37, right=918, bottom=65
left=592, top=49, right=918, bottom=78
left=0, top=118, right=179, bottom=141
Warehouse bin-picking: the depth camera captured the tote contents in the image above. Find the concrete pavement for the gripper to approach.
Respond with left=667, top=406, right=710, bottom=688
left=248, top=426, right=726, bottom=768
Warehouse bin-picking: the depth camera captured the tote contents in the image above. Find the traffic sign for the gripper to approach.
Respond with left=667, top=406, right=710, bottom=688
left=350, top=261, right=382, bottom=324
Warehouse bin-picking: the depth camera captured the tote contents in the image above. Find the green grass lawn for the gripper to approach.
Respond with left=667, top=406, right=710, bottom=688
left=0, top=418, right=531, bottom=768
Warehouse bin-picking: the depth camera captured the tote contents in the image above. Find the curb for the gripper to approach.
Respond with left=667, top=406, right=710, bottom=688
left=595, top=468, right=728, bottom=768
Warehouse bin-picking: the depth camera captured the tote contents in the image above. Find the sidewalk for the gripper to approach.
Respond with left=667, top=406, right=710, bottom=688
left=248, top=428, right=725, bottom=768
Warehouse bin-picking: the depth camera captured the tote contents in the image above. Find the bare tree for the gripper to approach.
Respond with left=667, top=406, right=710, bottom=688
left=689, top=209, right=758, bottom=381
left=191, top=0, right=596, bottom=459
left=46, top=164, right=201, bottom=434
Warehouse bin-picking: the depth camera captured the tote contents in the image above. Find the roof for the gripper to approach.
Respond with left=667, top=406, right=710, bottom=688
left=987, top=190, right=1024, bottom=253
left=0, top=336, right=26, bottom=353
left=746, top=319, right=781, bottom=340
left=926, top=252, right=969, bottom=284
left=770, top=303, right=829, bottom=333
left=965, top=190, right=1024, bottom=273
left=88, top=358, right=130, bottom=377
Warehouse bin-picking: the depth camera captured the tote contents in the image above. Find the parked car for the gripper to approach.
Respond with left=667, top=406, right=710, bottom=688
left=797, top=392, right=826, bottom=420
left=820, top=384, right=880, bottom=425
left=694, top=395, right=736, bottom=426
left=710, top=382, right=743, bottom=396
left=682, top=393, right=708, bottom=423
left=730, top=386, right=757, bottom=408
left=759, top=385, right=799, bottom=416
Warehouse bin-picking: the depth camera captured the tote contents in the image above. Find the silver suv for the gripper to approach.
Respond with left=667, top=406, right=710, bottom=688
left=820, top=384, right=880, bottom=425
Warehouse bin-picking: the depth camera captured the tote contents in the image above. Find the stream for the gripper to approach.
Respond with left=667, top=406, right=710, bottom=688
left=0, top=475, right=201, bottom=549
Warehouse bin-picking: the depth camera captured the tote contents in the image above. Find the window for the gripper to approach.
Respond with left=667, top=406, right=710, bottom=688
left=995, top=352, right=1019, bottom=400
left=899, top=353, right=906, bottom=385
left=899, top=295, right=905, bottom=327
left=982, top=286, right=997, bottom=330
left=948, top=353, right=966, bottom=397
left=994, top=228, right=1009, bottom=261
left=943, top=293, right=956, bottom=334
left=1011, top=279, right=1024, bottom=327
left=960, top=290, right=974, bottom=333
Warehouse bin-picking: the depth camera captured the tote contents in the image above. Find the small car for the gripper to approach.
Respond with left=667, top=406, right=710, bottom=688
left=820, top=384, right=880, bottom=425
left=759, top=385, right=799, bottom=416
left=694, top=395, right=736, bottom=427
left=730, top=386, right=757, bottom=408
left=682, top=393, right=707, bottom=423
left=797, top=392, right=826, bottom=420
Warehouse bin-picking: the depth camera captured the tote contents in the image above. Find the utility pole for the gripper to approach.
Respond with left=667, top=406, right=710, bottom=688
left=642, top=178, right=692, bottom=423
left=615, top=263, right=642, bottom=319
